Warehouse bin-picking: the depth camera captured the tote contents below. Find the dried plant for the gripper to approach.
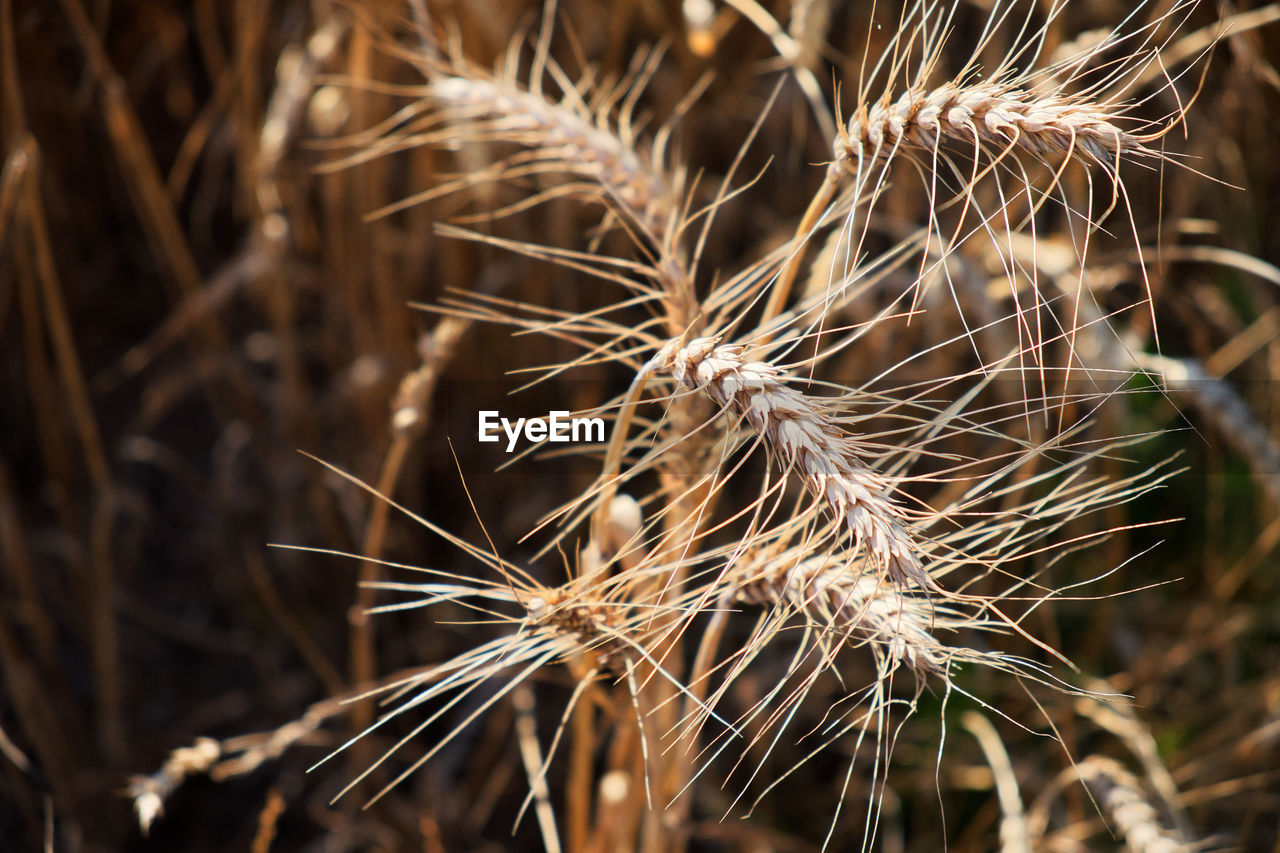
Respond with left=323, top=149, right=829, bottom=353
left=645, top=335, right=938, bottom=591
left=270, top=4, right=1215, bottom=842
left=6, top=0, right=1279, bottom=851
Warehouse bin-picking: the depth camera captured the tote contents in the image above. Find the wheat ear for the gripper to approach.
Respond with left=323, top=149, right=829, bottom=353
left=735, top=554, right=948, bottom=674
left=647, top=337, right=938, bottom=591
left=427, top=75, right=677, bottom=246
left=835, top=82, right=1158, bottom=171
left=1078, top=757, right=1193, bottom=853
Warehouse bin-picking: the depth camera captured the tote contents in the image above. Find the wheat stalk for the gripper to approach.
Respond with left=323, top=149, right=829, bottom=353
left=761, top=5, right=1185, bottom=333
left=1077, top=757, right=1193, bottom=853
left=835, top=81, right=1159, bottom=172
left=426, top=75, right=676, bottom=244
left=964, top=711, right=1032, bottom=853
left=341, top=48, right=699, bottom=329
left=734, top=553, right=949, bottom=674
left=646, top=336, right=938, bottom=592
left=834, top=0, right=1192, bottom=176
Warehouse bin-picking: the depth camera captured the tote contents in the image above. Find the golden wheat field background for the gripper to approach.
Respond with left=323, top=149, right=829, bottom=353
left=3, top=0, right=1280, bottom=850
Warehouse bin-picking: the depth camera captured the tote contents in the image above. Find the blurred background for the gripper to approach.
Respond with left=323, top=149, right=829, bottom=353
left=2, top=0, right=1279, bottom=850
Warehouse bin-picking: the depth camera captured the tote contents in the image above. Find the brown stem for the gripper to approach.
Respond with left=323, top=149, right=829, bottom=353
left=759, top=164, right=841, bottom=334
